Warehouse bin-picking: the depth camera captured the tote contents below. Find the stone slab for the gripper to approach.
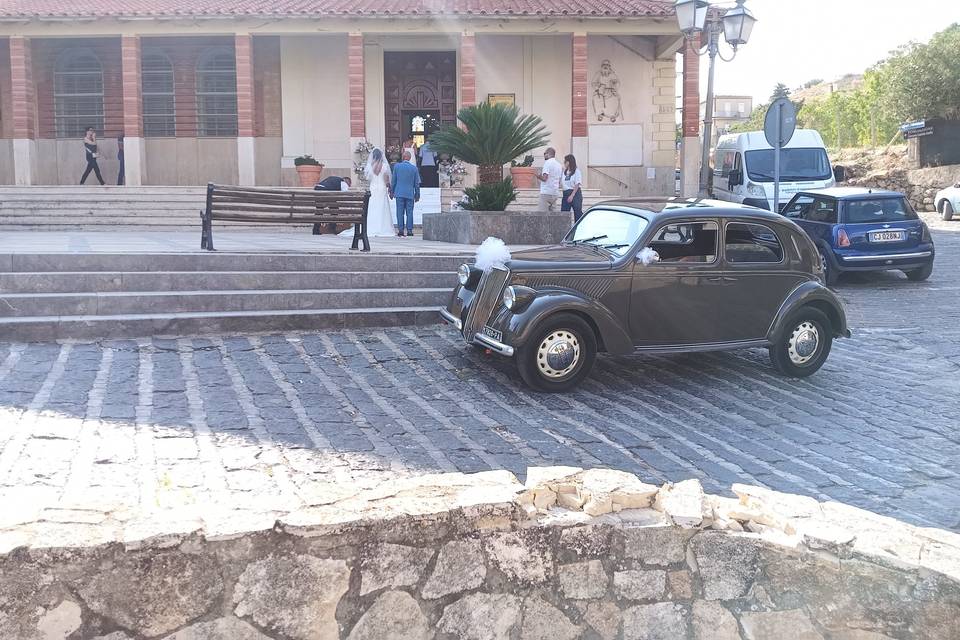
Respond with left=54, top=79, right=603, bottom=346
left=423, top=210, right=572, bottom=245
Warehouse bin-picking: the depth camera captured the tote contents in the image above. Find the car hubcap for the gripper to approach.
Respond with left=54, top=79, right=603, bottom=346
left=536, top=330, right=581, bottom=379
left=788, top=321, right=820, bottom=365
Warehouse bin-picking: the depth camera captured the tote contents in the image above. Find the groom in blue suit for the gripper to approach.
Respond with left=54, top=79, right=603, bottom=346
left=390, top=151, right=421, bottom=237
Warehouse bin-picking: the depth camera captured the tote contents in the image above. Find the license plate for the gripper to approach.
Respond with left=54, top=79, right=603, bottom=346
left=483, top=326, right=502, bottom=341
left=870, top=231, right=904, bottom=242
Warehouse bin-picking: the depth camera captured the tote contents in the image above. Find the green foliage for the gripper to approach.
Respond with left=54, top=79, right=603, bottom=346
left=429, top=103, right=550, bottom=184
left=770, top=83, right=791, bottom=101
left=511, top=155, right=535, bottom=168
left=460, top=178, right=518, bottom=212
left=803, top=79, right=823, bottom=89
left=293, top=154, right=321, bottom=167
left=878, top=23, right=960, bottom=122
left=735, top=25, right=959, bottom=150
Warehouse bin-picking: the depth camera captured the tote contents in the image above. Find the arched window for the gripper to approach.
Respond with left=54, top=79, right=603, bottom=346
left=54, top=49, right=103, bottom=138
left=142, top=50, right=175, bottom=137
left=195, top=48, right=237, bottom=137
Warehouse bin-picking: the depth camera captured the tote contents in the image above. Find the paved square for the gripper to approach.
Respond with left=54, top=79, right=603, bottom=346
left=1, top=217, right=959, bottom=537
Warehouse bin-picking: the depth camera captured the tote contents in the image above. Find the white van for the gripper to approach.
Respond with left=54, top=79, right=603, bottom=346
left=711, top=129, right=836, bottom=211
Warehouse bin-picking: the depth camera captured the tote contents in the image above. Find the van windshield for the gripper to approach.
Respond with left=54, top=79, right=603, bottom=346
left=744, top=148, right=832, bottom=182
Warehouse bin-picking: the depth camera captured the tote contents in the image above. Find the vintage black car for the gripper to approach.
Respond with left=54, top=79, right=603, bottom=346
left=440, top=199, right=851, bottom=392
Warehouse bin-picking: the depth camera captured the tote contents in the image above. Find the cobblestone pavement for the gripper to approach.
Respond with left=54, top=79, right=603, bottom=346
left=1, top=218, right=959, bottom=536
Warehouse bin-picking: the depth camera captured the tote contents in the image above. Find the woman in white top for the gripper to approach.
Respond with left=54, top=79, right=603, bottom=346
left=402, top=138, right=418, bottom=166
left=561, top=154, right=584, bottom=222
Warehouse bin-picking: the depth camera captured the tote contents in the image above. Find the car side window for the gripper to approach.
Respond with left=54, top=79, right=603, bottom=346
left=783, top=195, right=813, bottom=218
left=725, top=222, right=784, bottom=264
left=648, top=221, right=718, bottom=264
left=806, top=198, right=838, bottom=223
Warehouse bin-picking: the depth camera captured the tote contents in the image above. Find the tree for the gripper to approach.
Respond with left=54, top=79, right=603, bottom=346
left=429, top=102, right=550, bottom=185
left=770, top=83, right=791, bottom=101
left=876, top=23, right=960, bottom=122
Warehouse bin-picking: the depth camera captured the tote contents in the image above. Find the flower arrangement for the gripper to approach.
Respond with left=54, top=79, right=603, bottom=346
left=385, top=144, right=402, bottom=163
left=438, top=156, right=467, bottom=187
left=352, top=140, right=376, bottom=187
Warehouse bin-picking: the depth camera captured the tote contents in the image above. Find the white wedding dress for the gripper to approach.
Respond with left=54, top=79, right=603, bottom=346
left=339, top=163, right=396, bottom=238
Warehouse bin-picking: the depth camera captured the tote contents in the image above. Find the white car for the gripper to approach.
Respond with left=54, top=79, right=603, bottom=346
left=935, top=181, right=960, bottom=221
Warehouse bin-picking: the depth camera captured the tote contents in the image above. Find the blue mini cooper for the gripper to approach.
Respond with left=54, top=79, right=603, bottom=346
left=781, top=188, right=935, bottom=285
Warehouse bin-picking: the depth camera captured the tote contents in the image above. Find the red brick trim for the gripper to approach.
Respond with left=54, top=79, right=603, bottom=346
left=235, top=34, right=255, bottom=138
left=348, top=33, right=365, bottom=138
left=10, top=36, right=35, bottom=139
left=682, top=37, right=700, bottom=137
left=460, top=34, right=476, bottom=108
left=572, top=34, right=588, bottom=138
left=121, top=35, right=142, bottom=137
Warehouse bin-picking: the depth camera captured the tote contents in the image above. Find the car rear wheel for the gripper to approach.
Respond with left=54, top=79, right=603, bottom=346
left=942, top=201, right=954, bottom=221
left=517, top=313, right=597, bottom=392
left=769, top=307, right=833, bottom=378
left=819, top=249, right=839, bottom=286
left=905, top=262, right=933, bottom=282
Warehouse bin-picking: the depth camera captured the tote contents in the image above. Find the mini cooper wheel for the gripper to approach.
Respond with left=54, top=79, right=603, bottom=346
left=769, top=307, right=832, bottom=378
left=905, top=261, right=933, bottom=282
left=942, top=201, right=954, bottom=222
left=517, top=313, right=597, bottom=392
left=819, top=249, right=838, bottom=286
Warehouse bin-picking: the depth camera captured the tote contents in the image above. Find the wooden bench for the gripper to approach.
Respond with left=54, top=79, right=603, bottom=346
left=200, top=183, right=371, bottom=251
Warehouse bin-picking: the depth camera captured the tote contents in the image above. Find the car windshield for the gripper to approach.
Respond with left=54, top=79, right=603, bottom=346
left=565, top=208, right=649, bottom=256
left=744, top=148, right=832, bottom=182
left=843, top=198, right=918, bottom=224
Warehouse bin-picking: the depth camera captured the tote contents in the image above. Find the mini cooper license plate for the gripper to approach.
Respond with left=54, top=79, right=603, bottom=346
left=870, top=231, right=904, bottom=242
left=483, top=326, right=503, bottom=342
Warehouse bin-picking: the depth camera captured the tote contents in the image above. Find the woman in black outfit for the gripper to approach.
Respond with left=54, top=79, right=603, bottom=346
left=80, top=127, right=105, bottom=185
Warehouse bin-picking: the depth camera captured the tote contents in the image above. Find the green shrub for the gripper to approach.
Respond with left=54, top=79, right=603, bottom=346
left=294, top=154, right=321, bottom=167
left=460, top=178, right=518, bottom=211
left=511, top=155, right=535, bottom=167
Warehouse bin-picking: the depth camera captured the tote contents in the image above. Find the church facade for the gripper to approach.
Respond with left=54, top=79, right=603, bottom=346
left=0, top=1, right=699, bottom=196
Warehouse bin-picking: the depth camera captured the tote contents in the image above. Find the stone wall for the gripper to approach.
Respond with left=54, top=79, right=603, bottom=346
left=834, top=147, right=960, bottom=212
left=2, top=468, right=958, bottom=640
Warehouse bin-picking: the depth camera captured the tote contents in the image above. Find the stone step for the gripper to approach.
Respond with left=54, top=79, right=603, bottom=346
left=0, top=287, right=450, bottom=318
left=0, top=270, right=455, bottom=294
left=0, top=252, right=468, bottom=273
left=0, top=305, right=443, bottom=341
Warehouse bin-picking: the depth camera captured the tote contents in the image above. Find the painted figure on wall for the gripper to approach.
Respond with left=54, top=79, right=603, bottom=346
left=592, top=59, right=623, bottom=123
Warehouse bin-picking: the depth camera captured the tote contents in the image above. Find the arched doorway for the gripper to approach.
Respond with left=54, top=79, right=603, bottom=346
left=383, top=51, right=457, bottom=152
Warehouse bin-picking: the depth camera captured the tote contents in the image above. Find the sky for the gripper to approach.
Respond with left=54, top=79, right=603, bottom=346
left=702, top=0, right=958, bottom=104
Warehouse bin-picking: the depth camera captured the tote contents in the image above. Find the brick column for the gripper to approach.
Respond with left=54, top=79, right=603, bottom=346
left=348, top=33, right=366, bottom=139
left=120, top=35, right=145, bottom=185
left=9, top=36, right=36, bottom=185
left=460, top=33, right=476, bottom=108
left=680, top=37, right=701, bottom=197
left=235, top=34, right=256, bottom=185
left=571, top=33, right=588, bottom=186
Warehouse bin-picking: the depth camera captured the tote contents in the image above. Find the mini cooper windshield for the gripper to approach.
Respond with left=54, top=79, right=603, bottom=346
left=565, top=208, right=649, bottom=255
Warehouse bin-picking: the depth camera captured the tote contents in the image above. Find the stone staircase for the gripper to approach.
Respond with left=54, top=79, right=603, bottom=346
left=440, top=188, right=613, bottom=212
left=0, top=186, right=311, bottom=232
left=0, top=251, right=466, bottom=340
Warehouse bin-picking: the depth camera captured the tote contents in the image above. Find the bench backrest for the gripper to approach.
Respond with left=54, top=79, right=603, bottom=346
left=205, top=183, right=369, bottom=223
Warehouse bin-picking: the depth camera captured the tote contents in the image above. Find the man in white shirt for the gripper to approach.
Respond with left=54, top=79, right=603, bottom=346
left=538, top=147, right=563, bottom=212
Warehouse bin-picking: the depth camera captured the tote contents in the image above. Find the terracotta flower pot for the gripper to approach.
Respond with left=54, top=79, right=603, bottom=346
left=296, top=164, right=324, bottom=187
left=510, top=166, right=538, bottom=190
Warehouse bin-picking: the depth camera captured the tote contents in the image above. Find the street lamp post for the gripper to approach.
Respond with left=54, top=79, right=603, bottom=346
left=675, top=0, right=757, bottom=196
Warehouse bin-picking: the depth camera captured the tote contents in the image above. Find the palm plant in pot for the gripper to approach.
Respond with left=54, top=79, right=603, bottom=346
left=293, top=154, right=324, bottom=187
left=430, top=103, right=549, bottom=211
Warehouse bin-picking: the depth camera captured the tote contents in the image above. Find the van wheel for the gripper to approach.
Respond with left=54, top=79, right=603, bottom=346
left=517, top=313, right=597, bottom=392
left=819, top=250, right=839, bottom=286
left=769, top=307, right=833, bottom=378
left=942, top=201, right=955, bottom=221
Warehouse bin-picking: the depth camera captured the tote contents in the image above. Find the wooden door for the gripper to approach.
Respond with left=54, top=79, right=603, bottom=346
left=384, top=51, right=457, bottom=150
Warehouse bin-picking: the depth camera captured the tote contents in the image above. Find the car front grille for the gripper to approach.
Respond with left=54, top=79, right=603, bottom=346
left=463, top=266, right=509, bottom=342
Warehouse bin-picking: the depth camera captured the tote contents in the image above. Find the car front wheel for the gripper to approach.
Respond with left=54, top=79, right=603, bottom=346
left=769, top=307, right=833, bottom=378
left=942, top=201, right=954, bottom=221
left=517, top=313, right=597, bottom=392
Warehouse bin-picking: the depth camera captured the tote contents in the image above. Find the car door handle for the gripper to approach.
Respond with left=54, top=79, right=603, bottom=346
left=706, top=276, right=724, bottom=282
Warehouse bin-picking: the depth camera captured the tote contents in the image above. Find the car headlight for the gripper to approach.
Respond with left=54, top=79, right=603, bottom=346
left=457, top=264, right=471, bottom=286
left=746, top=182, right=766, bottom=198
left=502, top=286, right=517, bottom=310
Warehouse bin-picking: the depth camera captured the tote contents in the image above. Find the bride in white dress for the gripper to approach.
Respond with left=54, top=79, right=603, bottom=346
left=360, top=148, right=396, bottom=237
